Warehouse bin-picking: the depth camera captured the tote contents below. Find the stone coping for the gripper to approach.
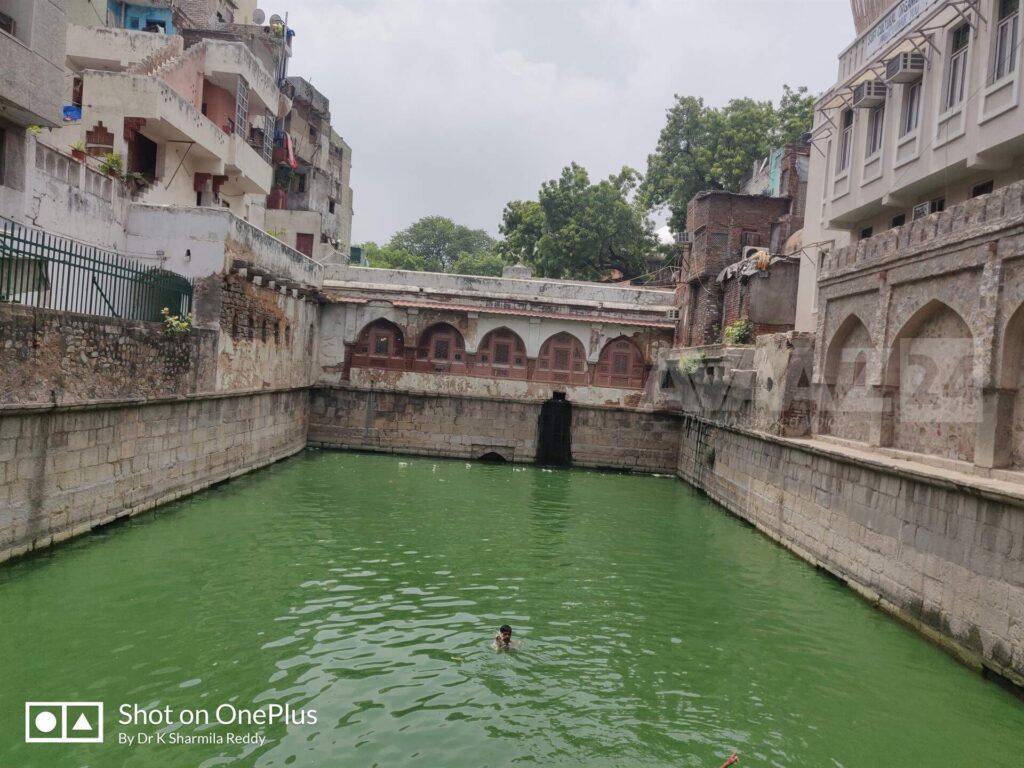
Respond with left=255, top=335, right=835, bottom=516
left=0, top=386, right=309, bottom=417
left=312, top=384, right=677, bottom=416
left=681, top=414, right=1024, bottom=509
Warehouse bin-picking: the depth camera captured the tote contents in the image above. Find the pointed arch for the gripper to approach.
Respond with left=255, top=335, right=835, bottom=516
left=885, top=299, right=976, bottom=461
left=350, top=318, right=407, bottom=371
left=534, top=332, right=588, bottom=385
left=999, top=302, right=1024, bottom=467
left=415, top=322, right=467, bottom=372
left=472, top=327, right=528, bottom=379
left=594, top=336, right=648, bottom=388
left=821, top=313, right=874, bottom=442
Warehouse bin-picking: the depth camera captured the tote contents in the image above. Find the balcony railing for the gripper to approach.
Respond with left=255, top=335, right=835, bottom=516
left=0, top=217, right=193, bottom=321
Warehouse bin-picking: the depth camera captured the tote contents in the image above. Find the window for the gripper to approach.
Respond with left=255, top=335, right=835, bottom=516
left=0, top=11, right=15, bottom=37
left=837, top=109, right=854, bottom=172
left=0, top=128, right=5, bottom=187
left=944, top=24, right=970, bottom=111
left=494, top=342, right=510, bottom=365
left=993, top=0, right=1020, bottom=82
left=433, top=339, right=450, bottom=360
left=859, top=227, right=874, bottom=240
left=374, top=334, right=390, bottom=355
left=554, top=349, right=570, bottom=371
left=972, top=179, right=994, bottom=197
left=891, top=213, right=906, bottom=228
left=866, top=104, right=885, bottom=157
left=328, top=199, right=336, bottom=214
left=901, top=80, right=922, bottom=136
left=235, top=77, right=249, bottom=138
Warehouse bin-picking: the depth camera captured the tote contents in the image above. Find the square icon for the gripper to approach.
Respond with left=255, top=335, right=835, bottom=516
left=25, top=702, right=104, bottom=743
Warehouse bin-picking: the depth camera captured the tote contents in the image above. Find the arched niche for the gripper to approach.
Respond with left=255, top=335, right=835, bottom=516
left=593, top=336, right=647, bottom=389
left=821, top=313, right=874, bottom=443
left=472, top=327, right=528, bottom=379
left=884, top=300, right=976, bottom=461
left=534, top=332, right=588, bottom=385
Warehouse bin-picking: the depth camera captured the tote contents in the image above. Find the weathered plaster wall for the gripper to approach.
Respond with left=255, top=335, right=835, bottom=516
left=308, top=386, right=681, bottom=473
left=0, top=388, right=309, bottom=565
left=0, top=305, right=216, bottom=405
left=676, top=417, right=1024, bottom=688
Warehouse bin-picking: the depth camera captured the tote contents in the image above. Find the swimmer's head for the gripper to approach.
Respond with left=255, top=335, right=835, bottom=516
left=499, top=624, right=512, bottom=641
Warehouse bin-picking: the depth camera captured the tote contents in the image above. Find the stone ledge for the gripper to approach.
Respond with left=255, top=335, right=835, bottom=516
left=0, top=386, right=311, bottom=417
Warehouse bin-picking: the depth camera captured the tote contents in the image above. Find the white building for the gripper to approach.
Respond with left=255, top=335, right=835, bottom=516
left=798, top=0, right=1024, bottom=331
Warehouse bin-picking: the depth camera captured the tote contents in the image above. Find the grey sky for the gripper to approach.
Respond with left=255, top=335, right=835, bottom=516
left=285, top=1, right=855, bottom=244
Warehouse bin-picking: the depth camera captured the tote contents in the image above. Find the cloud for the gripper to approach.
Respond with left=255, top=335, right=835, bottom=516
left=286, top=0, right=854, bottom=243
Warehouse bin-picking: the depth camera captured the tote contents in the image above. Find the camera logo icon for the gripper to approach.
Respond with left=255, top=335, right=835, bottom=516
left=25, top=702, right=104, bottom=743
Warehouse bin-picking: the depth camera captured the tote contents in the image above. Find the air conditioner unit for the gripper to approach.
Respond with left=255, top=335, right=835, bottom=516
left=742, top=245, right=768, bottom=261
left=885, top=52, right=926, bottom=83
left=852, top=80, right=887, bottom=108
left=912, top=199, right=943, bottom=220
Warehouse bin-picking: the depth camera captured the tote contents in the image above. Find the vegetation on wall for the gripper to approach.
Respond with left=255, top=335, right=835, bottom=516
left=723, top=319, right=754, bottom=345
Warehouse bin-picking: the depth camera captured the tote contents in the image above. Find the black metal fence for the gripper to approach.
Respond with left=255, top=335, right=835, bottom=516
left=0, top=217, right=193, bottom=322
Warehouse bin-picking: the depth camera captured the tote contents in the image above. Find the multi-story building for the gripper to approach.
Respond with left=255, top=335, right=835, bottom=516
left=0, top=0, right=67, bottom=217
left=804, top=0, right=1024, bottom=471
left=799, top=0, right=1024, bottom=331
left=265, top=77, right=354, bottom=263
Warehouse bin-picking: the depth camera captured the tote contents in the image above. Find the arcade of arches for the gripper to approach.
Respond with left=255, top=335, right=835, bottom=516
left=347, top=320, right=653, bottom=390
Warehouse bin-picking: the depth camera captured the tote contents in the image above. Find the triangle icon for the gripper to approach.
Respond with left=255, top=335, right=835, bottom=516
left=72, top=713, right=92, bottom=731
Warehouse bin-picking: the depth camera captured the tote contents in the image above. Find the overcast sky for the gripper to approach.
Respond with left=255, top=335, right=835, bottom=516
left=284, top=0, right=855, bottom=245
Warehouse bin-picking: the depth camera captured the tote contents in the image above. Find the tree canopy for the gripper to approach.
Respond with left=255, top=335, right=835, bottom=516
left=499, top=163, right=654, bottom=281
left=641, top=85, right=815, bottom=230
left=362, top=241, right=427, bottom=271
left=387, top=216, right=496, bottom=273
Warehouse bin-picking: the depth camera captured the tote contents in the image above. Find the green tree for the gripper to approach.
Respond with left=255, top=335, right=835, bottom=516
left=451, top=251, right=506, bottom=277
left=362, top=241, right=427, bottom=271
left=499, top=163, right=654, bottom=281
left=642, top=85, right=815, bottom=230
left=388, top=216, right=496, bottom=272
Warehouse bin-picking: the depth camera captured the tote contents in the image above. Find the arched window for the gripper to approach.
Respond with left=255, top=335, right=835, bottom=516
left=352, top=319, right=406, bottom=370
left=594, top=337, right=647, bottom=388
left=473, top=328, right=527, bottom=379
left=416, top=323, right=466, bottom=372
left=534, top=332, right=588, bottom=385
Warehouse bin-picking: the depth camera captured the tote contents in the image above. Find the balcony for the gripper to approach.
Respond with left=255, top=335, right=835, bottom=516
left=203, top=40, right=281, bottom=117
left=84, top=71, right=228, bottom=161
left=66, top=24, right=174, bottom=72
left=226, top=134, right=272, bottom=194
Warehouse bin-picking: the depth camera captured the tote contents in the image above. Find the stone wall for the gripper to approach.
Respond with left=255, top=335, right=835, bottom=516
left=0, top=305, right=217, bottom=405
left=0, top=388, right=308, bottom=564
left=308, top=386, right=681, bottom=473
left=676, top=416, right=1024, bottom=688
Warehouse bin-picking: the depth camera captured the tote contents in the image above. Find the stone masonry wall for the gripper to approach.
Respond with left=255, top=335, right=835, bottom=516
left=0, top=388, right=308, bottom=564
left=677, top=416, right=1024, bottom=687
left=0, top=304, right=217, bottom=405
left=308, top=386, right=681, bottom=473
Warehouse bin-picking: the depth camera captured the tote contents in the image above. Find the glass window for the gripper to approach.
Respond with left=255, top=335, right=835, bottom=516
left=993, top=0, right=1020, bottom=82
left=866, top=104, right=885, bottom=157
left=837, top=110, right=854, bottom=172
left=901, top=80, right=922, bottom=136
left=944, top=24, right=970, bottom=111
left=554, top=349, right=570, bottom=371
left=433, top=339, right=450, bottom=360
left=374, top=335, right=389, bottom=355
left=972, top=180, right=994, bottom=197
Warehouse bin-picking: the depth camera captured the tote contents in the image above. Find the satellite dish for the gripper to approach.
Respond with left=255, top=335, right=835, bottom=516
left=252, top=8, right=266, bottom=24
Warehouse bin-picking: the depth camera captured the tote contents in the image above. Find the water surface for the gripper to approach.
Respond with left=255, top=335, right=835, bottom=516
left=0, top=451, right=1021, bottom=767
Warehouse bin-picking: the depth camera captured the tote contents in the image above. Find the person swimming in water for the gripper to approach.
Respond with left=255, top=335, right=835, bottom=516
left=493, top=624, right=520, bottom=650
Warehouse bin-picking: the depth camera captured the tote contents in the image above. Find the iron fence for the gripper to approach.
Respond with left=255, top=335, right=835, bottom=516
left=0, top=217, right=193, bottom=322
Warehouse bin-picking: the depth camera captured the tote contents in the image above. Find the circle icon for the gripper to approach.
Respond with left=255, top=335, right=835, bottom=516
left=34, top=711, right=57, bottom=733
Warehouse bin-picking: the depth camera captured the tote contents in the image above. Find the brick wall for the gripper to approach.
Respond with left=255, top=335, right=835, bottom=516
left=0, top=304, right=217, bottom=405
left=677, top=415, right=1024, bottom=688
left=308, top=386, right=681, bottom=473
left=0, top=388, right=308, bottom=564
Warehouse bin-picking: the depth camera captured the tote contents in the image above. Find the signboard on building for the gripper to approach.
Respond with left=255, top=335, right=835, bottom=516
left=864, top=0, right=939, bottom=54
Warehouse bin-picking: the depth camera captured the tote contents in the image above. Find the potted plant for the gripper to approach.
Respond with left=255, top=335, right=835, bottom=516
left=70, top=141, right=87, bottom=162
left=121, top=170, right=148, bottom=194
left=98, top=151, right=123, bottom=177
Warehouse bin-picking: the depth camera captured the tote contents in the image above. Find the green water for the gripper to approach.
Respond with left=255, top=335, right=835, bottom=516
left=1, top=452, right=1021, bottom=767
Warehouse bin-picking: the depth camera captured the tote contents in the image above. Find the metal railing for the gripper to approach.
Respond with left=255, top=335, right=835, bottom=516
left=0, top=217, right=193, bottom=322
